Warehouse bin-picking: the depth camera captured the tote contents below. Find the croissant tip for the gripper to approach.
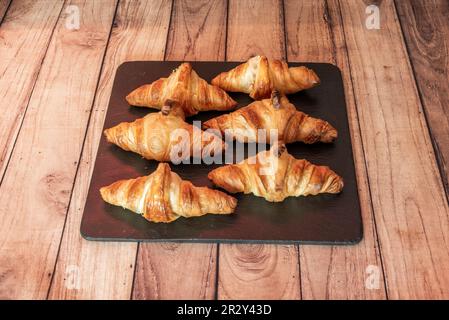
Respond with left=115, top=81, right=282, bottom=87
left=99, top=187, right=108, bottom=200
left=332, top=178, right=344, bottom=194
left=103, top=129, right=112, bottom=141
left=211, top=76, right=219, bottom=86
left=207, top=171, right=213, bottom=180
left=321, top=128, right=338, bottom=143
left=229, top=196, right=238, bottom=210
left=202, top=119, right=217, bottom=131
left=207, top=170, right=219, bottom=183
left=125, top=87, right=140, bottom=105
left=311, top=71, right=321, bottom=86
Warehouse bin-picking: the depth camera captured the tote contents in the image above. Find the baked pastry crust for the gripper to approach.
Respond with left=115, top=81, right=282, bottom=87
left=100, top=163, right=237, bottom=223
left=208, top=143, right=343, bottom=202
left=203, top=91, right=337, bottom=144
left=211, top=55, right=320, bottom=99
left=104, top=102, right=225, bottom=162
left=126, top=62, right=237, bottom=117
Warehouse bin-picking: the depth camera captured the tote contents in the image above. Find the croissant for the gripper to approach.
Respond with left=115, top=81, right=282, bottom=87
left=100, top=163, right=237, bottom=223
left=104, top=102, right=225, bottom=162
left=203, top=91, right=337, bottom=144
left=208, top=143, right=343, bottom=202
left=126, top=62, right=237, bottom=117
left=211, top=55, right=320, bottom=99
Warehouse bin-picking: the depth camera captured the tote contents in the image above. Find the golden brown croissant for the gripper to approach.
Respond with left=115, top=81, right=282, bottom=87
left=126, top=62, right=237, bottom=117
left=104, top=102, right=225, bottom=162
left=203, top=91, right=337, bottom=144
left=211, top=55, right=320, bottom=99
left=208, top=144, right=343, bottom=202
left=100, top=163, right=237, bottom=223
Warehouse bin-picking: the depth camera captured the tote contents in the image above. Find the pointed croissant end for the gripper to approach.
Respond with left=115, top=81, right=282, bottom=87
left=99, top=186, right=109, bottom=202
left=202, top=118, right=219, bottom=131
left=320, top=124, right=338, bottom=143
left=99, top=181, right=123, bottom=206
left=309, top=69, right=320, bottom=86
left=208, top=167, right=245, bottom=194
left=126, top=84, right=154, bottom=107
left=211, top=74, right=222, bottom=87
left=103, top=128, right=114, bottom=143
left=226, top=95, right=238, bottom=108
left=228, top=197, right=238, bottom=212
left=203, top=191, right=238, bottom=215
left=290, top=66, right=321, bottom=89
left=326, top=172, right=344, bottom=194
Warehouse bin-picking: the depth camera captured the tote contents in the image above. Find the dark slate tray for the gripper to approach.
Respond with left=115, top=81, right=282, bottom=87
left=80, top=61, right=363, bottom=244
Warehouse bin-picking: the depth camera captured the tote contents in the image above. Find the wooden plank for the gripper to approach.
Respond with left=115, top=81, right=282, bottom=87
left=339, top=0, right=449, bottom=299
left=226, top=0, right=286, bottom=61
left=217, top=0, right=301, bottom=300
left=132, top=0, right=226, bottom=300
left=134, top=243, right=217, bottom=299
left=395, top=0, right=449, bottom=197
left=48, top=0, right=172, bottom=299
left=0, top=0, right=117, bottom=299
left=0, top=0, right=64, bottom=183
left=0, top=0, right=11, bottom=24
left=284, top=0, right=386, bottom=299
left=165, top=0, right=226, bottom=60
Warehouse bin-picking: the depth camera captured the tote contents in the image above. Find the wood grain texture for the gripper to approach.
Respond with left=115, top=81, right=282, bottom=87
left=218, top=244, right=300, bottom=299
left=395, top=0, right=449, bottom=197
left=285, top=0, right=386, bottom=299
left=217, top=0, right=301, bottom=300
left=226, top=0, right=286, bottom=61
left=132, top=0, right=227, bottom=300
left=134, top=244, right=217, bottom=299
left=165, top=0, right=226, bottom=61
left=339, top=0, right=449, bottom=299
left=0, top=0, right=117, bottom=299
left=0, top=0, right=64, bottom=184
left=48, top=0, right=172, bottom=299
left=0, top=0, right=10, bottom=24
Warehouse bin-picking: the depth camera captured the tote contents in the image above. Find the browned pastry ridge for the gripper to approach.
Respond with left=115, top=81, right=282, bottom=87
left=126, top=62, right=237, bottom=117
left=208, top=144, right=343, bottom=202
left=100, top=163, right=237, bottom=223
left=104, top=102, right=225, bottom=162
left=211, top=55, right=320, bottom=99
left=203, top=92, right=337, bottom=144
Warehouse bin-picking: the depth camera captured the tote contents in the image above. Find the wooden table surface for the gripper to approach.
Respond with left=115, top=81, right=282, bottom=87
left=0, top=0, right=448, bottom=300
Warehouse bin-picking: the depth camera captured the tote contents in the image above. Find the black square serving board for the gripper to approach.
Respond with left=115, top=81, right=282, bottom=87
left=80, top=61, right=363, bottom=244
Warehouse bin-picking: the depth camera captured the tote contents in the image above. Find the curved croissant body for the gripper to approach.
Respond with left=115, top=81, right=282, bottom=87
left=101, top=163, right=237, bottom=223
left=104, top=111, right=225, bottom=162
left=208, top=145, right=343, bottom=202
left=126, top=63, right=237, bottom=117
left=203, top=94, right=337, bottom=144
left=211, top=55, right=320, bottom=99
